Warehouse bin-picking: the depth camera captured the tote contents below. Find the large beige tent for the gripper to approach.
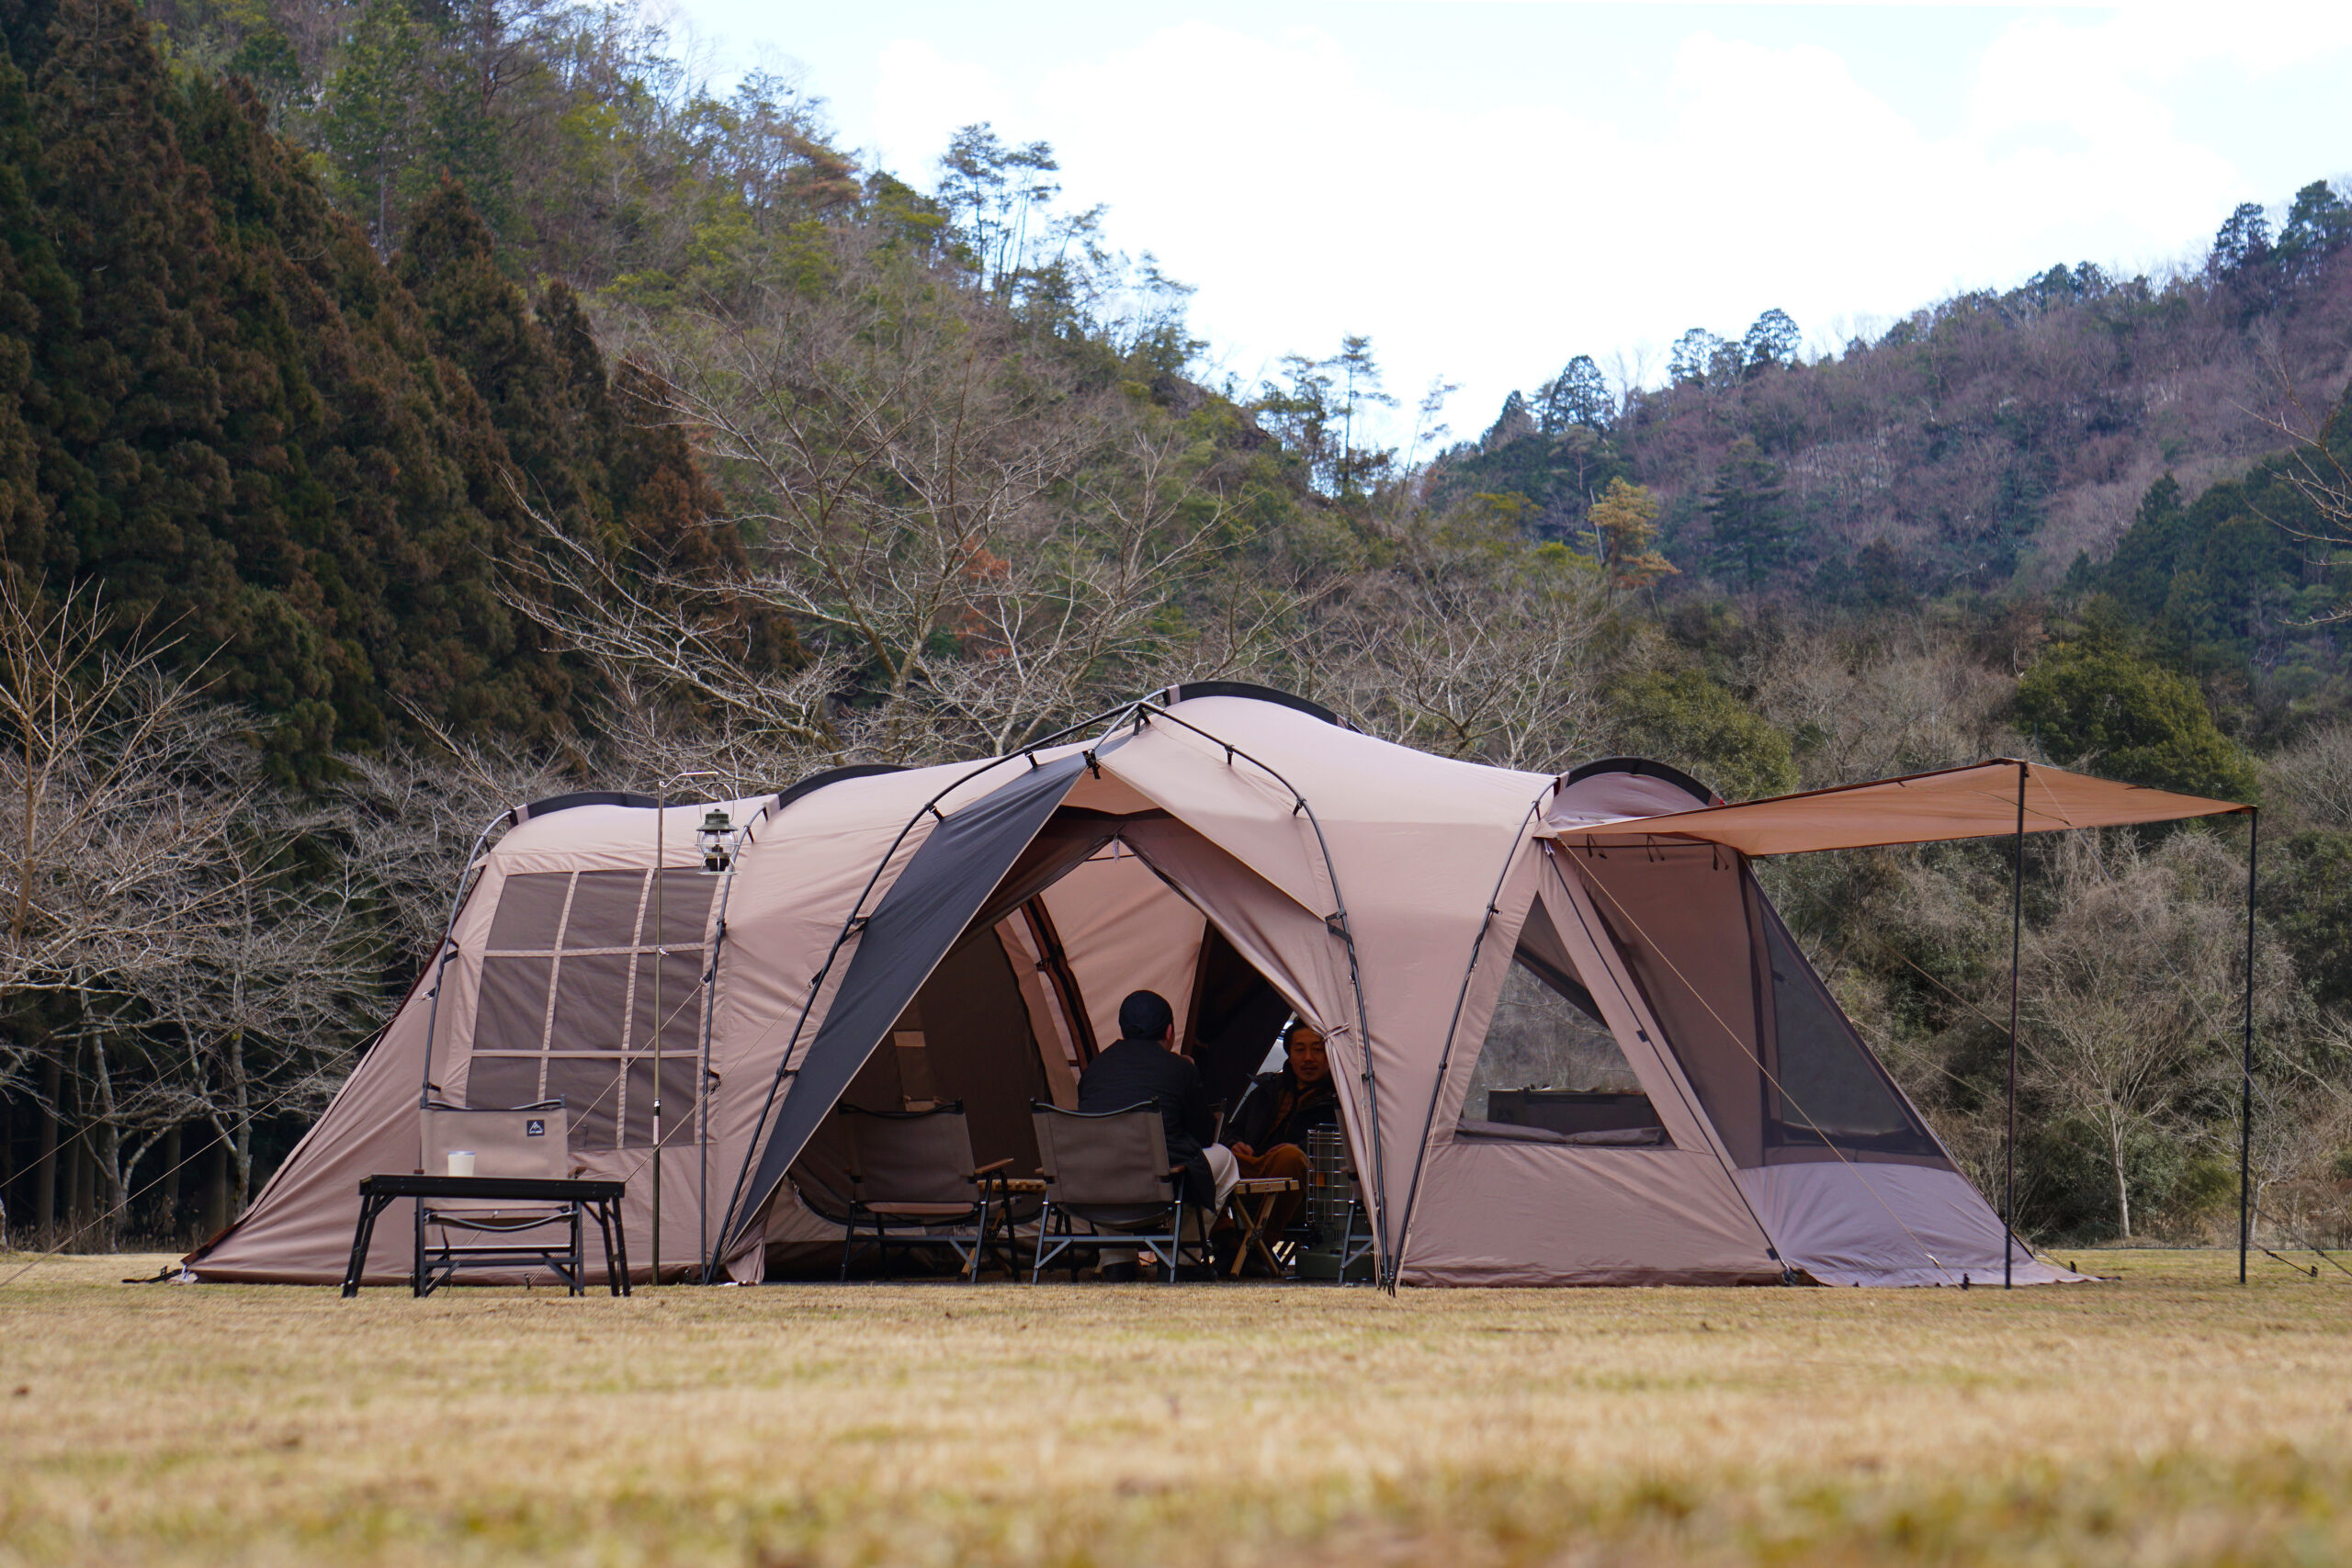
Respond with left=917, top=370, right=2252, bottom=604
left=188, top=686, right=2251, bottom=1289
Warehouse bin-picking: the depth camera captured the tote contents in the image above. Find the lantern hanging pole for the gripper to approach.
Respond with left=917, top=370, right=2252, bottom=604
left=2006, top=761, right=2026, bottom=1291
left=2241, top=808, right=2259, bottom=1286
left=694, top=805, right=738, bottom=1280
left=650, top=771, right=718, bottom=1288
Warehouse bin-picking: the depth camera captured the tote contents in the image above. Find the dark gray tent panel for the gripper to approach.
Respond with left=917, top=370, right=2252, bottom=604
left=724, top=754, right=1088, bottom=1248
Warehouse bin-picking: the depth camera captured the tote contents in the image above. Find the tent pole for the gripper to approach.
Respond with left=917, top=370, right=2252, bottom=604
left=2006, top=762, right=2025, bottom=1290
left=698, top=818, right=746, bottom=1283
left=2241, top=808, right=2258, bottom=1286
left=652, top=793, right=664, bottom=1287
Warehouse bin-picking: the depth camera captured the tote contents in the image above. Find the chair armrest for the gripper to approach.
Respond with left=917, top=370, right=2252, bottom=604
left=971, top=1157, right=1015, bottom=1178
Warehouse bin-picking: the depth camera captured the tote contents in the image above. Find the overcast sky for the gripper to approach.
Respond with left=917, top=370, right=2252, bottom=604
left=661, top=1, right=2352, bottom=446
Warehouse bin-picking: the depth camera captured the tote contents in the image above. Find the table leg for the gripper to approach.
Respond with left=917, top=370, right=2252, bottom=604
left=608, top=1200, right=633, bottom=1296
left=342, top=1194, right=384, bottom=1298
left=412, top=1196, right=427, bottom=1298
left=596, top=1202, right=620, bottom=1295
left=1225, top=1192, right=1267, bottom=1278
left=1249, top=1193, right=1284, bottom=1277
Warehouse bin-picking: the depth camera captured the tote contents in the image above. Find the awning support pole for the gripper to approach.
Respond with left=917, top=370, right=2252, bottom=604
left=653, top=792, right=665, bottom=1287
left=2005, top=762, right=2025, bottom=1290
left=2241, top=808, right=2259, bottom=1286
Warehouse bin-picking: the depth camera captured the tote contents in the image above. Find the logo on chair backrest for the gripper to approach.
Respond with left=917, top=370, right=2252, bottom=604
left=526, top=1120, right=546, bottom=1136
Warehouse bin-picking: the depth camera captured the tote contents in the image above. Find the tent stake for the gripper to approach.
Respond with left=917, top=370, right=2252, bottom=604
left=2241, top=809, right=2258, bottom=1286
left=2006, top=763, right=2024, bottom=1290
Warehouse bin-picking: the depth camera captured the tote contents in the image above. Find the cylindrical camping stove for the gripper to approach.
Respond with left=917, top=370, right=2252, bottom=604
left=1295, top=1125, right=1373, bottom=1281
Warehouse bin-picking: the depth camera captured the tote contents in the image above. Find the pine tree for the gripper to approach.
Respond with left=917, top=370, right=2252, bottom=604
left=1534, top=355, right=1611, bottom=434
left=1704, top=435, right=1788, bottom=592
left=1586, top=478, right=1674, bottom=596
left=394, top=181, right=600, bottom=539
left=321, top=0, right=432, bottom=255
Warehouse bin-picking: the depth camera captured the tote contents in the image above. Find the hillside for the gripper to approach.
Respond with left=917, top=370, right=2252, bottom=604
left=1450, top=198, right=2352, bottom=608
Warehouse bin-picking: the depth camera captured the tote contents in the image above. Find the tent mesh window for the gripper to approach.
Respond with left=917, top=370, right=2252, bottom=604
left=1458, top=917, right=1666, bottom=1145
left=464, top=869, right=717, bottom=1152
left=1752, top=891, right=1941, bottom=1160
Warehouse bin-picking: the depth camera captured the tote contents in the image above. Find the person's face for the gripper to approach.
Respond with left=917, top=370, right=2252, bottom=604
left=1289, top=1033, right=1328, bottom=1083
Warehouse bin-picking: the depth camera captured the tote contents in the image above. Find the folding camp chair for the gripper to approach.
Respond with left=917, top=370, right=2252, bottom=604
left=413, top=1100, right=586, bottom=1292
left=1028, top=1101, right=1210, bottom=1283
left=836, top=1102, right=1012, bottom=1282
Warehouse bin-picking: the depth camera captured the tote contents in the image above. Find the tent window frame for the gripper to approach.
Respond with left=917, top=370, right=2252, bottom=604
left=467, top=867, right=717, bottom=1154
left=1453, top=917, right=1669, bottom=1150
left=1747, top=882, right=1944, bottom=1163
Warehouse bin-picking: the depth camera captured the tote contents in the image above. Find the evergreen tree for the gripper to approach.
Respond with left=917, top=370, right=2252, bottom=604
left=394, top=180, right=597, bottom=536
left=2278, top=180, right=2352, bottom=283
left=1668, top=328, right=1727, bottom=386
left=1604, top=667, right=1796, bottom=802
left=2209, top=200, right=2272, bottom=276
left=321, top=0, right=431, bottom=255
left=537, top=278, right=799, bottom=673
left=1703, top=435, right=1787, bottom=591
left=1533, top=355, right=1611, bottom=433
left=1740, top=308, right=1800, bottom=370
left=2015, top=615, right=2257, bottom=802
left=1482, top=389, right=1533, bottom=451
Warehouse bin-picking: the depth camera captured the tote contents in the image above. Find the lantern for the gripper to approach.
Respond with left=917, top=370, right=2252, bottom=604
left=697, top=808, right=733, bottom=874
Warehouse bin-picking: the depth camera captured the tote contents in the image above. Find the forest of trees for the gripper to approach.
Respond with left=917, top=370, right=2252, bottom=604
left=1, top=0, right=2349, bottom=1263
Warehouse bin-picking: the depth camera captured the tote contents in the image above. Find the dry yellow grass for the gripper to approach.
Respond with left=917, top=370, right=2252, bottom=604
left=2, top=1249, right=2348, bottom=1566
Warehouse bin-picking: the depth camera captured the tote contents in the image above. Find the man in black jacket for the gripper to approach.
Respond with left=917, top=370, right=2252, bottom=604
left=1077, top=989, right=1238, bottom=1212
left=1230, top=1023, right=1339, bottom=1162
left=1225, top=1022, right=1337, bottom=1246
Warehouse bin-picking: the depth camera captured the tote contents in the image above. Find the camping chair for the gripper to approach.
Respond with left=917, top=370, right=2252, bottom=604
left=414, top=1100, right=584, bottom=1292
left=1028, top=1101, right=1208, bottom=1284
left=836, top=1102, right=1012, bottom=1282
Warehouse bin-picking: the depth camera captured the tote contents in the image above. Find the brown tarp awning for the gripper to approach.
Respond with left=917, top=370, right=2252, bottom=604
left=1546, top=759, right=2250, bottom=856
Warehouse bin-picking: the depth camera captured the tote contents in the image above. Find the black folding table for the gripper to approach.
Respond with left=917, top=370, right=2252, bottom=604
left=340, top=1174, right=631, bottom=1298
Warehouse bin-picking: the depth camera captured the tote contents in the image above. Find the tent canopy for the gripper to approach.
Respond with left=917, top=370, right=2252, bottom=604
left=1545, top=758, right=2251, bottom=857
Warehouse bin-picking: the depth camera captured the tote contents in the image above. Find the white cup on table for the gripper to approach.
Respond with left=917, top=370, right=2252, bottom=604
left=447, top=1150, right=476, bottom=1178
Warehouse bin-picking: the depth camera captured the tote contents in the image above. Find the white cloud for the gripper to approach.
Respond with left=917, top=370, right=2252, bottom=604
left=787, top=7, right=2351, bottom=448
left=869, top=39, right=1007, bottom=177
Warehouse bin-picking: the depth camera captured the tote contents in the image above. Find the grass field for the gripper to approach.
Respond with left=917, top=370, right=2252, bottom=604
left=2, top=1250, right=2348, bottom=1566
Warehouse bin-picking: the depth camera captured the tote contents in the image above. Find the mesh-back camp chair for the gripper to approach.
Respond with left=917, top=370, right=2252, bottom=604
left=837, top=1102, right=1013, bottom=1282
left=415, top=1100, right=583, bottom=1292
left=1029, top=1101, right=1209, bottom=1284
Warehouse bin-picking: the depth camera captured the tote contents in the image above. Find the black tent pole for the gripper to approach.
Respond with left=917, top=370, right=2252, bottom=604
left=2241, top=808, right=2258, bottom=1286
left=2006, top=762, right=2025, bottom=1290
